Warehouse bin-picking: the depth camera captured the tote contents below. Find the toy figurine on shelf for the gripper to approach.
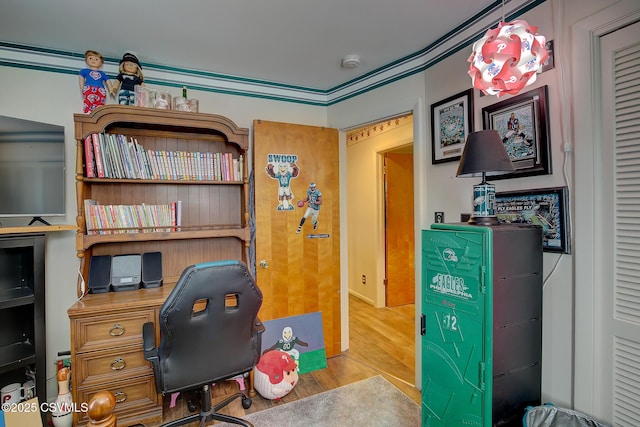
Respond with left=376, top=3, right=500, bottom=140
left=79, top=50, right=113, bottom=114
left=112, top=51, right=144, bottom=105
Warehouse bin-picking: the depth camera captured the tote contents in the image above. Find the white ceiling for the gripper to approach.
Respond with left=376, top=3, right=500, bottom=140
left=0, top=0, right=509, bottom=90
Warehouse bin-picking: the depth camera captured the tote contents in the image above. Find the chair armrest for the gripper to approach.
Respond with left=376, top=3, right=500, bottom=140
left=253, top=318, right=266, bottom=356
left=142, top=322, right=157, bottom=359
left=142, top=321, right=161, bottom=391
left=254, top=318, right=266, bottom=335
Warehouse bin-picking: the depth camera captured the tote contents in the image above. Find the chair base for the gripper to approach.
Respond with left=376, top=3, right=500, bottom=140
left=161, top=385, right=253, bottom=427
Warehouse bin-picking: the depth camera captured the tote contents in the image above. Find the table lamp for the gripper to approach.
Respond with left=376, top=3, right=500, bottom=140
left=456, top=129, right=515, bottom=225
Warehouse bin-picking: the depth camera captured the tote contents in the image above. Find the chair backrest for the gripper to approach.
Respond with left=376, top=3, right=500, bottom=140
left=156, top=260, right=263, bottom=393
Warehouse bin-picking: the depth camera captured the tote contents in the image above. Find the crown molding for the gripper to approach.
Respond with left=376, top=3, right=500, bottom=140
left=0, top=0, right=544, bottom=107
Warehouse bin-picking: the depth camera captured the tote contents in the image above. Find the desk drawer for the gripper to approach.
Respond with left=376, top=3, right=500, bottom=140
left=74, top=346, right=153, bottom=388
left=76, top=375, right=161, bottom=427
left=73, top=310, right=155, bottom=353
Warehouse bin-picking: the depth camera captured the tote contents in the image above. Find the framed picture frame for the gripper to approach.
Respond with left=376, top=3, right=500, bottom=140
left=431, top=88, right=474, bottom=164
left=495, top=186, right=571, bottom=253
left=482, top=85, right=551, bottom=179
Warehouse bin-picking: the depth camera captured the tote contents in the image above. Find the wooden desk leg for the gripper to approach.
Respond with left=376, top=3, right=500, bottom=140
left=248, top=370, right=256, bottom=397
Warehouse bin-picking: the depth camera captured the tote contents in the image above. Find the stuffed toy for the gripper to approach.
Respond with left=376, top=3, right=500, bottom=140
left=112, top=51, right=144, bottom=105
left=253, top=350, right=299, bottom=400
left=79, top=50, right=113, bottom=113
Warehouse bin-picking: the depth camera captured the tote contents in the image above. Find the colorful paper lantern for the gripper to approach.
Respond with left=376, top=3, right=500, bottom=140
left=468, top=20, right=549, bottom=97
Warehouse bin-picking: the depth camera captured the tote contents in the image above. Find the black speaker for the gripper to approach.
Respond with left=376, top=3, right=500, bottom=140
left=88, top=255, right=112, bottom=293
left=111, top=254, right=142, bottom=291
left=142, top=251, right=163, bottom=288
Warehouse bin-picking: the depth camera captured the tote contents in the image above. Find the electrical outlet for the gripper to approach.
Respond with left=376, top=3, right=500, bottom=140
left=361, top=275, right=366, bottom=284
left=435, top=212, right=445, bottom=223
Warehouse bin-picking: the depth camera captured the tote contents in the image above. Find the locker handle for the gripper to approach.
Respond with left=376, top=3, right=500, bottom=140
left=420, top=314, right=426, bottom=336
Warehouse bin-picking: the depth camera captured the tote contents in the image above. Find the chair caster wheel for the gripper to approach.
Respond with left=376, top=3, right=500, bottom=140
left=187, top=400, right=197, bottom=412
left=242, top=397, right=252, bottom=409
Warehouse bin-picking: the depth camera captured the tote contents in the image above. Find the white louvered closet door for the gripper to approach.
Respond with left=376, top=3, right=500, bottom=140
left=599, top=20, right=640, bottom=427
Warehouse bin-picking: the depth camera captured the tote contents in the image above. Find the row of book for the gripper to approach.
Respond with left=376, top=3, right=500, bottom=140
left=83, top=132, right=243, bottom=181
left=84, top=199, right=182, bottom=234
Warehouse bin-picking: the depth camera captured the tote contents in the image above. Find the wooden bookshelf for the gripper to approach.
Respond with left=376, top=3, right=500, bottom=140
left=69, top=105, right=250, bottom=427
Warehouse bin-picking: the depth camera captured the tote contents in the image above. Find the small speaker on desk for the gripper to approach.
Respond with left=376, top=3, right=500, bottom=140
left=88, top=255, right=112, bottom=294
left=142, top=252, right=163, bottom=288
left=111, top=254, right=142, bottom=291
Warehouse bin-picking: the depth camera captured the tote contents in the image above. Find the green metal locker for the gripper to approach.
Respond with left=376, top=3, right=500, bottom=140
left=421, top=223, right=543, bottom=427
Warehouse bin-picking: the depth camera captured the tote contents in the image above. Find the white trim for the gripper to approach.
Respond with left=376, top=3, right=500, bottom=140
left=340, top=130, right=349, bottom=352
left=413, top=97, right=426, bottom=391
left=572, top=0, right=640, bottom=415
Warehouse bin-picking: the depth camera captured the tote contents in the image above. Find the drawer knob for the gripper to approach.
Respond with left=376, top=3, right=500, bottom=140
left=110, top=357, right=126, bottom=370
left=113, top=391, right=127, bottom=403
left=109, top=323, right=125, bottom=336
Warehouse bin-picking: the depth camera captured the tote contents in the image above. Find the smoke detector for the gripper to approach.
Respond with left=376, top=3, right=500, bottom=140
left=341, top=54, right=361, bottom=69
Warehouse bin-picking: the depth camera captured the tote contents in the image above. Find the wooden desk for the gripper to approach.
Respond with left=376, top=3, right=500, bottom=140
left=68, top=285, right=174, bottom=427
left=68, top=284, right=257, bottom=426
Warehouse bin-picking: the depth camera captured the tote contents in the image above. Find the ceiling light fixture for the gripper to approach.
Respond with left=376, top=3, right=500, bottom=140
left=341, top=54, right=361, bottom=69
left=467, top=1, right=549, bottom=97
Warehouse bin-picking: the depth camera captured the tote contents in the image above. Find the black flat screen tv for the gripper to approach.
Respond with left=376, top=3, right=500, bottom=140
left=0, top=115, right=65, bottom=225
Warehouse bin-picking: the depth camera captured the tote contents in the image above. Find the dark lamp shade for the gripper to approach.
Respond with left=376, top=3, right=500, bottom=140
left=456, top=130, right=515, bottom=178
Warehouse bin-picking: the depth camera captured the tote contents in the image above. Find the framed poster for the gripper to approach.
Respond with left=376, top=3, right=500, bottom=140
left=495, top=186, right=570, bottom=253
left=482, top=86, right=551, bottom=179
left=431, top=88, right=474, bottom=164
left=261, top=312, right=327, bottom=375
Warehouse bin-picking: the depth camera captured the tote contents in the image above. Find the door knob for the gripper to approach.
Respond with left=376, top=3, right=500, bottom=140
left=259, top=260, right=269, bottom=269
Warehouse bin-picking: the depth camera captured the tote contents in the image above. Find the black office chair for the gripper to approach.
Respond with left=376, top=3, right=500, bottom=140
left=143, top=260, right=264, bottom=427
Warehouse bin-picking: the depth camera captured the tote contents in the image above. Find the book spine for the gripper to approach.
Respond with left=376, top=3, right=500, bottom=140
left=91, top=133, right=105, bottom=178
left=160, top=151, right=170, bottom=180
left=83, top=135, right=96, bottom=178
left=170, top=201, right=176, bottom=231
left=128, top=137, right=142, bottom=179
left=169, top=151, right=178, bottom=180
left=115, top=134, right=130, bottom=178
left=176, top=200, right=182, bottom=231
left=84, top=199, right=97, bottom=234
left=97, top=205, right=110, bottom=234
left=222, top=152, right=230, bottom=181
left=97, top=133, right=111, bottom=178
left=108, top=133, right=125, bottom=178
left=148, top=150, right=160, bottom=179
left=138, top=142, right=152, bottom=179
left=232, top=158, right=239, bottom=182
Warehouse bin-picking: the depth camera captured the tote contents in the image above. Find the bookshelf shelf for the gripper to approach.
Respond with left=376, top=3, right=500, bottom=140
left=80, top=226, right=248, bottom=251
left=81, top=177, right=244, bottom=185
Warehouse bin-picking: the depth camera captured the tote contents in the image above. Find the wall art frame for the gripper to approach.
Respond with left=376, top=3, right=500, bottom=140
left=431, top=88, right=474, bottom=164
left=495, top=186, right=570, bottom=253
left=482, top=85, right=551, bottom=179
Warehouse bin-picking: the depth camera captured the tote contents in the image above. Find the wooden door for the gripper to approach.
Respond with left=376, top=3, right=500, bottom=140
left=253, top=120, right=340, bottom=357
left=384, top=152, right=415, bottom=306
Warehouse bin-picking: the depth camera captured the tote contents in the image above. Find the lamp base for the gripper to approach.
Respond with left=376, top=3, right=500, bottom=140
left=467, top=215, right=500, bottom=226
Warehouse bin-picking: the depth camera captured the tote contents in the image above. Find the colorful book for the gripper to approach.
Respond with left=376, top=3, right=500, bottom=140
left=97, top=133, right=112, bottom=178
left=176, top=200, right=182, bottom=231
left=91, top=133, right=105, bottom=178
left=83, top=135, right=96, bottom=178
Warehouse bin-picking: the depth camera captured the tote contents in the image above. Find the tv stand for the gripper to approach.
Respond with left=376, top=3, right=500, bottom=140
left=28, top=217, right=50, bottom=226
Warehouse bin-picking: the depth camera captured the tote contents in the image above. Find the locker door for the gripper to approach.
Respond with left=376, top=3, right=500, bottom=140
left=421, top=226, right=493, bottom=427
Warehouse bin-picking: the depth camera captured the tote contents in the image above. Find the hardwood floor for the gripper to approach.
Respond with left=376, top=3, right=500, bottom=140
left=157, top=296, right=419, bottom=425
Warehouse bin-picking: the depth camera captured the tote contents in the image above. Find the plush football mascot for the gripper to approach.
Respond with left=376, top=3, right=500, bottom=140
left=253, top=350, right=299, bottom=400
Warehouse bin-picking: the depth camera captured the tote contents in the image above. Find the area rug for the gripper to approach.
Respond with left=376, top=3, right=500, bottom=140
left=220, top=375, right=420, bottom=426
